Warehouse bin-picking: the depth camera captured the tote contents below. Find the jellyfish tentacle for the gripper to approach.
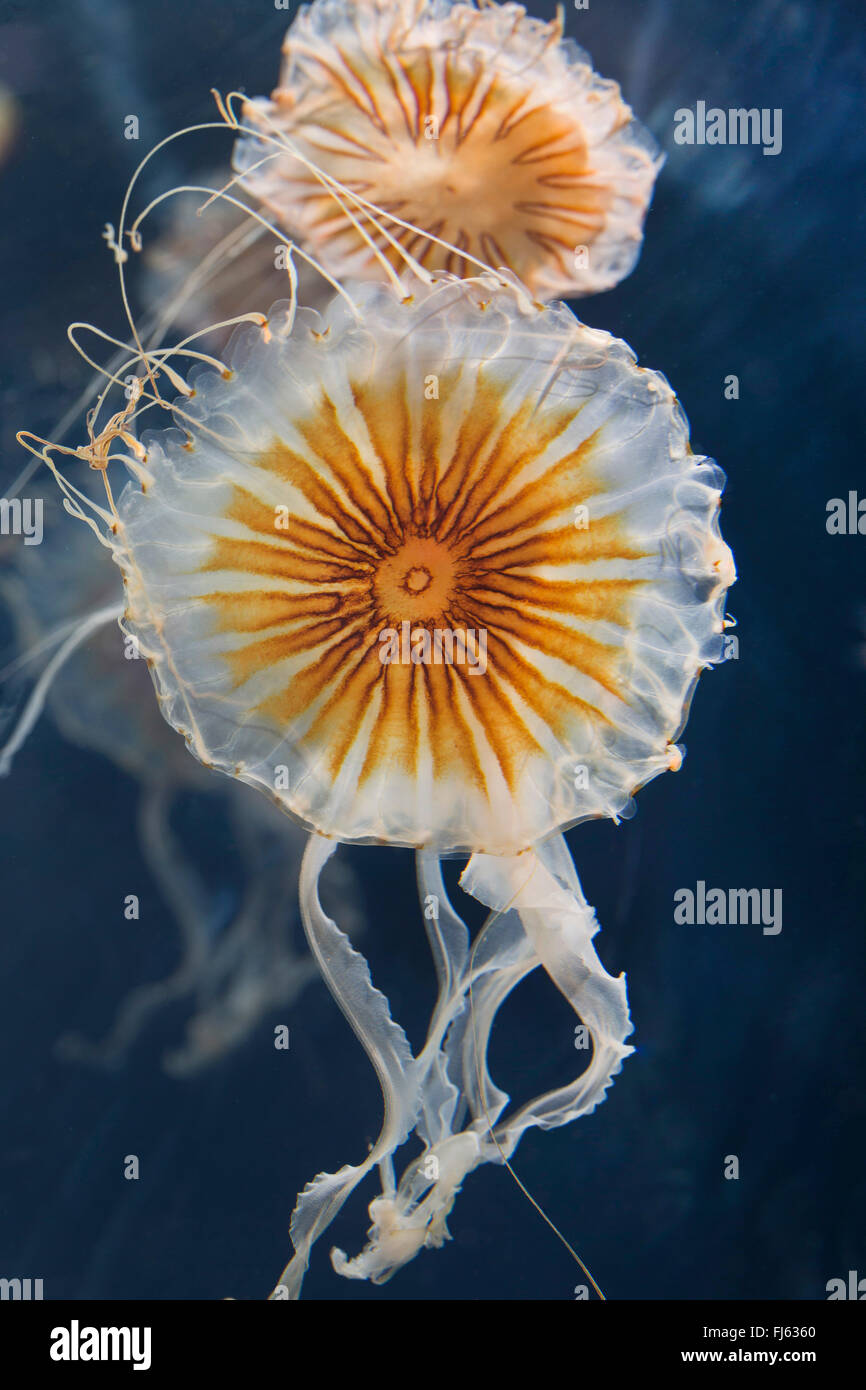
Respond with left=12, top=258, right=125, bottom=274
left=330, top=839, right=633, bottom=1287
left=413, top=851, right=472, bottom=1137
left=417, top=851, right=470, bottom=998
left=329, top=859, right=539, bottom=1284
left=461, top=836, right=634, bottom=1144
left=273, top=831, right=421, bottom=1299
left=0, top=601, right=123, bottom=776
left=298, top=833, right=418, bottom=1116
left=0, top=579, right=110, bottom=684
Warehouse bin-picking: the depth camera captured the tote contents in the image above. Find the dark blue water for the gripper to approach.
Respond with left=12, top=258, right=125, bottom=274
left=0, top=0, right=863, bottom=1301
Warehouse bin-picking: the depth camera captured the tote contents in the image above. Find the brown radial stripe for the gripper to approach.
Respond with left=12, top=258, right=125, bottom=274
left=455, top=433, right=601, bottom=546
left=355, top=659, right=422, bottom=787
left=420, top=658, right=490, bottom=789
left=204, top=534, right=363, bottom=587
left=350, top=372, right=416, bottom=521
left=444, top=658, right=548, bottom=786
left=295, top=393, right=401, bottom=542
left=433, top=376, right=540, bottom=533
left=471, top=515, right=647, bottom=570
left=200, top=589, right=343, bottom=634
left=476, top=572, right=641, bottom=622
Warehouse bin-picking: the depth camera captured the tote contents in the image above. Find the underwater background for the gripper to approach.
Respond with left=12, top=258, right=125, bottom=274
left=0, top=0, right=864, bottom=1301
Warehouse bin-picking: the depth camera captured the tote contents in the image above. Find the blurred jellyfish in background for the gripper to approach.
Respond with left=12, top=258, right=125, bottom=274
left=0, top=476, right=364, bottom=1077
left=233, top=0, right=662, bottom=297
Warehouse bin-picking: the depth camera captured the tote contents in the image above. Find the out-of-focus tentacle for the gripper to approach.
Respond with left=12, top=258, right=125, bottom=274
left=56, top=781, right=212, bottom=1068
left=0, top=602, right=122, bottom=776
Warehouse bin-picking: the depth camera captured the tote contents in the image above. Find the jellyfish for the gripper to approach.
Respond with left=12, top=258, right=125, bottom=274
left=233, top=0, right=662, bottom=299
left=29, top=224, right=734, bottom=1293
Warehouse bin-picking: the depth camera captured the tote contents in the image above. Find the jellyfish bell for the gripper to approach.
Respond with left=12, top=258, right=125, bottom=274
left=233, top=0, right=663, bottom=299
left=46, top=266, right=733, bottom=1295
left=108, top=275, right=731, bottom=861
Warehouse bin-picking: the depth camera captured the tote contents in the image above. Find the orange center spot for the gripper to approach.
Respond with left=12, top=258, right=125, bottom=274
left=405, top=567, right=431, bottom=593
left=375, top=535, right=457, bottom=623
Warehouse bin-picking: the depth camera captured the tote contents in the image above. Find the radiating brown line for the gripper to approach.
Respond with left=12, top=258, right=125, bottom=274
left=297, top=393, right=402, bottom=545
left=286, top=515, right=379, bottom=566
left=421, top=658, right=487, bottom=791
left=477, top=606, right=626, bottom=704
left=203, top=534, right=369, bottom=588
left=398, top=49, right=435, bottom=140
left=333, top=48, right=392, bottom=133
left=377, top=45, right=418, bottom=140
left=515, top=200, right=598, bottom=220
left=312, top=124, right=389, bottom=161
left=475, top=523, right=635, bottom=576
left=223, top=488, right=379, bottom=566
left=447, top=654, right=545, bottom=790
left=296, top=634, right=395, bottom=780
left=525, top=227, right=586, bottom=254
left=511, top=141, right=589, bottom=167
left=444, top=408, right=591, bottom=545
left=432, top=375, right=515, bottom=537
left=494, top=91, right=534, bottom=141
left=480, top=231, right=511, bottom=270
left=476, top=573, right=645, bottom=625
left=259, top=611, right=379, bottom=708
left=351, top=374, right=414, bottom=526
left=302, top=51, right=386, bottom=132
left=221, top=607, right=367, bottom=688
left=257, top=441, right=386, bottom=551
left=199, top=588, right=341, bottom=634
left=356, top=659, right=421, bottom=788
left=482, top=628, right=614, bottom=736
left=458, top=81, right=498, bottom=147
